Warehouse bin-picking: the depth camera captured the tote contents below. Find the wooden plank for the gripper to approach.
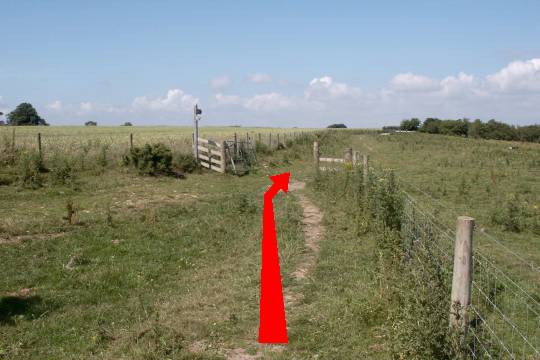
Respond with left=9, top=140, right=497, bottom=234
left=210, top=158, right=223, bottom=166
left=210, top=149, right=222, bottom=157
left=199, top=153, right=210, bottom=161
left=320, top=157, right=344, bottom=163
left=319, top=166, right=340, bottom=171
left=198, top=145, right=210, bottom=153
left=198, top=138, right=222, bottom=148
left=200, top=161, right=211, bottom=169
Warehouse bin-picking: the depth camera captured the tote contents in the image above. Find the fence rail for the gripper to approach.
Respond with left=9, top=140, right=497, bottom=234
left=196, top=137, right=226, bottom=173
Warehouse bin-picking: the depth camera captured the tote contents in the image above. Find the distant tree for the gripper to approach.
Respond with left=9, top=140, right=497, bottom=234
left=400, top=118, right=421, bottom=131
left=516, top=125, right=540, bottom=143
left=327, top=123, right=347, bottom=128
left=85, top=121, right=97, bottom=126
left=122, top=122, right=133, bottom=126
left=382, top=126, right=400, bottom=132
left=7, top=103, right=48, bottom=126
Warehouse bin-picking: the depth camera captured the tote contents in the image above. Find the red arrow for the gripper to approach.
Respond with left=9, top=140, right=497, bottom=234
left=258, top=172, right=290, bottom=344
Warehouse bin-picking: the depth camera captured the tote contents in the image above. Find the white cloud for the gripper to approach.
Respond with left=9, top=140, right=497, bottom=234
left=389, top=73, right=439, bottom=92
left=79, top=102, right=93, bottom=114
left=47, top=100, right=63, bottom=111
left=244, top=93, right=293, bottom=112
left=132, top=89, right=198, bottom=112
left=39, top=58, right=540, bottom=126
left=487, top=58, right=540, bottom=92
left=215, top=93, right=243, bottom=106
left=211, top=75, right=232, bottom=90
left=215, top=92, right=293, bottom=112
left=305, top=76, right=362, bottom=100
left=248, top=73, right=272, bottom=83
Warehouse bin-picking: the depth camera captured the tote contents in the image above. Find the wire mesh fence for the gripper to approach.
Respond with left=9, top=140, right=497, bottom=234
left=400, top=183, right=539, bottom=359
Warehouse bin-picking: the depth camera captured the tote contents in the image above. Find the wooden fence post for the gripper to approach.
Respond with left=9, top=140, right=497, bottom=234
left=234, top=132, right=238, bottom=156
left=11, top=127, right=15, bottom=153
left=363, top=154, right=369, bottom=192
left=268, top=133, right=272, bottom=148
left=313, top=141, right=320, bottom=175
left=37, top=132, right=42, bottom=159
left=283, top=133, right=287, bottom=146
left=353, top=151, right=360, bottom=166
left=344, top=148, right=353, bottom=163
left=277, top=133, right=280, bottom=147
left=130, top=133, right=133, bottom=151
left=450, top=216, right=474, bottom=331
left=258, top=133, right=261, bottom=143
left=220, top=141, right=227, bottom=173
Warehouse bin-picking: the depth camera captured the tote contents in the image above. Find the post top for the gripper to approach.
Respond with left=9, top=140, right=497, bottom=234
left=458, top=216, right=475, bottom=222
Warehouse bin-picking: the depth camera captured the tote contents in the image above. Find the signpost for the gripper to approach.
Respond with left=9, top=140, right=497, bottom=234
left=193, top=104, right=202, bottom=161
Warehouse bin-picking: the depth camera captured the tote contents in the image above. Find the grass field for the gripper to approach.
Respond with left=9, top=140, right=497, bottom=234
left=0, top=126, right=313, bottom=162
left=348, top=132, right=540, bottom=290
left=0, top=128, right=538, bottom=359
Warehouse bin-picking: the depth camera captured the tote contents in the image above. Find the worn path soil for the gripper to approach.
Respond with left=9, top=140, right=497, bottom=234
left=225, top=180, right=325, bottom=359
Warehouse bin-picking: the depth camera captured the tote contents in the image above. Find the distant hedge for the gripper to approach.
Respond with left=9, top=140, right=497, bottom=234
left=327, top=123, right=347, bottom=128
left=398, top=117, right=540, bottom=143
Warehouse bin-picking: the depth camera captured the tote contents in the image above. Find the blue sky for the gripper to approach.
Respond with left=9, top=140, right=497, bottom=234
left=1, top=0, right=540, bottom=127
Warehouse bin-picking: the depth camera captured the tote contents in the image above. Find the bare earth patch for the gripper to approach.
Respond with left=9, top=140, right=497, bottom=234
left=226, top=180, right=324, bottom=359
left=0, top=232, right=66, bottom=245
left=289, top=181, right=323, bottom=281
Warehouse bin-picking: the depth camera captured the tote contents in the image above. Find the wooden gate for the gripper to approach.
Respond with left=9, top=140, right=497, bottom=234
left=197, top=137, right=226, bottom=173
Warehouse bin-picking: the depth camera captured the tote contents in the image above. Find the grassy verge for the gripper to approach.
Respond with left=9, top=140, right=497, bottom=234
left=0, top=159, right=306, bottom=358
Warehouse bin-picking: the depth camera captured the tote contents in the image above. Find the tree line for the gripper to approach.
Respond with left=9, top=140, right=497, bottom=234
left=0, top=102, right=133, bottom=126
left=399, top=117, right=540, bottom=143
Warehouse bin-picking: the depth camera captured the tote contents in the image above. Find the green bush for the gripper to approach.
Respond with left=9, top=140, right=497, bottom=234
left=50, top=156, right=77, bottom=186
left=97, top=145, right=109, bottom=169
left=18, top=152, right=44, bottom=189
left=255, top=141, right=271, bottom=155
left=173, top=153, right=198, bottom=173
left=489, top=196, right=523, bottom=232
left=125, top=143, right=173, bottom=176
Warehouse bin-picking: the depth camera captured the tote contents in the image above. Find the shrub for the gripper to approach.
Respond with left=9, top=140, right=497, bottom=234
left=125, top=143, right=173, bottom=176
left=173, top=153, right=198, bottom=173
left=97, top=145, right=109, bottom=169
left=255, top=141, right=271, bottom=155
left=490, top=195, right=523, bottom=232
left=18, top=152, right=44, bottom=188
left=50, top=156, right=77, bottom=186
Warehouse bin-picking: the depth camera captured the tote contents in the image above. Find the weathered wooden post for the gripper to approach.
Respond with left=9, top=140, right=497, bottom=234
left=450, top=216, right=474, bottom=332
left=37, top=132, right=42, bottom=159
left=129, top=133, right=133, bottom=151
left=11, top=127, right=15, bottom=153
left=277, top=133, right=280, bottom=147
left=234, top=132, right=238, bottom=156
left=344, top=148, right=353, bottom=163
left=363, top=154, right=369, bottom=195
left=353, top=151, right=360, bottom=166
left=268, top=133, right=272, bottom=149
left=313, top=141, right=320, bottom=175
left=258, top=133, right=261, bottom=143
left=220, top=141, right=227, bottom=173
left=283, top=133, right=287, bottom=147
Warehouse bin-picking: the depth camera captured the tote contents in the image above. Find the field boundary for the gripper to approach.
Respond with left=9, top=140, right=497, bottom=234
left=313, top=141, right=540, bottom=358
